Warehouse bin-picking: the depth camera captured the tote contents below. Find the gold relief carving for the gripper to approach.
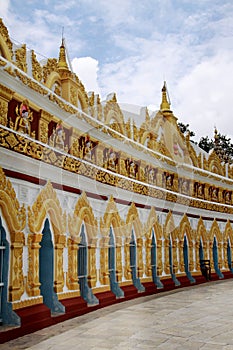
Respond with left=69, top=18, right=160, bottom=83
left=54, top=234, right=66, bottom=293
left=178, top=240, right=184, bottom=273
left=31, top=50, right=42, bottom=82
left=15, top=44, right=27, bottom=72
left=88, top=240, right=97, bottom=288
left=49, top=94, right=76, bottom=114
left=43, top=58, right=58, bottom=83
left=0, top=99, right=8, bottom=126
left=0, top=168, right=26, bottom=233
left=0, top=83, right=14, bottom=126
left=115, top=236, right=123, bottom=283
left=163, top=238, right=170, bottom=275
left=39, top=113, right=50, bottom=144
left=9, top=238, right=25, bottom=301
left=145, top=237, right=152, bottom=277
left=66, top=237, right=80, bottom=290
left=12, top=297, right=43, bottom=310
left=0, top=18, right=13, bottom=60
left=124, top=237, right=131, bottom=280
left=70, top=85, right=77, bottom=106
left=137, top=237, right=143, bottom=278
left=126, top=202, right=143, bottom=238
left=26, top=233, right=42, bottom=297
left=99, top=237, right=109, bottom=285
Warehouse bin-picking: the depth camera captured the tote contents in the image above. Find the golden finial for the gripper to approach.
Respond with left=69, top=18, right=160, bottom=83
left=58, top=27, right=68, bottom=70
left=160, top=81, right=171, bottom=112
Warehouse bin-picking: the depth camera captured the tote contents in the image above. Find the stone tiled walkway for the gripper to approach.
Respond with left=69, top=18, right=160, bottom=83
left=2, top=280, right=233, bottom=349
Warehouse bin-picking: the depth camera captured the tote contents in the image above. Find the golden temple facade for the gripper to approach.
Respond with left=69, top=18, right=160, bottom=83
left=0, top=18, right=233, bottom=342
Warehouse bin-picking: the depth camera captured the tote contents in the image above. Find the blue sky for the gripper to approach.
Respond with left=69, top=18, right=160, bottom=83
left=1, top=0, right=233, bottom=140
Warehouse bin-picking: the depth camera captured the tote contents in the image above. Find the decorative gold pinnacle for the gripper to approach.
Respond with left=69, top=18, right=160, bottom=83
left=58, top=38, right=69, bottom=70
left=160, top=81, right=171, bottom=112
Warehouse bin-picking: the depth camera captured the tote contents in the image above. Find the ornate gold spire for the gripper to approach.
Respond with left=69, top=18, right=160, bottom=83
left=58, top=38, right=69, bottom=70
left=160, top=81, right=171, bottom=112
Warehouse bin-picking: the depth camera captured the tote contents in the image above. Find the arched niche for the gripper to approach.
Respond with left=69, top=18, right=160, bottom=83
left=99, top=196, right=125, bottom=287
left=27, top=181, right=66, bottom=296
left=68, top=192, right=98, bottom=289
left=0, top=168, right=25, bottom=302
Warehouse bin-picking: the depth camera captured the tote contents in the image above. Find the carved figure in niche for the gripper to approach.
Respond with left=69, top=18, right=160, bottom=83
left=55, top=120, right=65, bottom=150
left=198, top=183, right=204, bottom=197
left=84, top=135, right=92, bottom=160
left=104, top=148, right=118, bottom=171
left=165, top=173, right=173, bottom=188
left=224, top=191, right=231, bottom=204
left=211, top=187, right=218, bottom=201
left=125, top=158, right=138, bottom=178
left=14, top=99, right=33, bottom=135
left=145, top=166, right=156, bottom=184
left=181, top=179, right=189, bottom=194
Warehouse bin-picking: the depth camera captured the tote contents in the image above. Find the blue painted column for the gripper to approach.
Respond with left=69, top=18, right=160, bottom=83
left=151, top=230, right=163, bottom=288
left=183, top=236, right=195, bottom=283
left=129, top=230, right=145, bottom=292
left=39, top=218, right=65, bottom=314
left=169, top=238, right=180, bottom=286
left=0, top=216, right=20, bottom=326
left=108, top=227, right=124, bottom=297
left=78, top=224, right=98, bottom=305
left=227, top=239, right=233, bottom=272
left=213, top=237, right=224, bottom=279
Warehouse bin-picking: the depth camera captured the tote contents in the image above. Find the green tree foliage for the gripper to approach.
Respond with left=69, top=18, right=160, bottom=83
left=178, top=122, right=195, bottom=138
left=178, top=122, right=233, bottom=163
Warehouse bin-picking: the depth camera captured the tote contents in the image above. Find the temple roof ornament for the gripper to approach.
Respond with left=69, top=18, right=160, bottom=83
left=57, top=38, right=69, bottom=71
left=160, top=81, right=171, bottom=112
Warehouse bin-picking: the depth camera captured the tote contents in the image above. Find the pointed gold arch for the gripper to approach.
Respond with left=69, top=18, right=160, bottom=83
left=68, top=191, right=97, bottom=241
left=28, top=181, right=66, bottom=236
left=125, top=202, right=143, bottom=238
left=208, top=151, right=224, bottom=176
left=196, top=217, right=208, bottom=242
left=27, top=181, right=66, bottom=296
left=179, top=214, right=193, bottom=241
left=223, top=220, right=233, bottom=244
left=0, top=168, right=25, bottom=301
left=0, top=168, right=26, bottom=234
left=144, top=207, right=162, bottom=240
left=164, top=211, right=177, bottom=239
left=209, top=219, right=222, bottom=242
left=104, top=99, right=125, bottom=135
left=45, top=71, right=61, bottom=90
left=100, top=195, right=125, bottom=237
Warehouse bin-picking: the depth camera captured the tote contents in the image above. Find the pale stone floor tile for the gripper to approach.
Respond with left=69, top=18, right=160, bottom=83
left=3, top=280, right=233, bottom=350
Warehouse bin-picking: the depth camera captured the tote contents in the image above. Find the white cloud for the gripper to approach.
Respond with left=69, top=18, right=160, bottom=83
left=72, top=57, right=101, bottom=95
left=174, top=51, right=233, bottom=141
